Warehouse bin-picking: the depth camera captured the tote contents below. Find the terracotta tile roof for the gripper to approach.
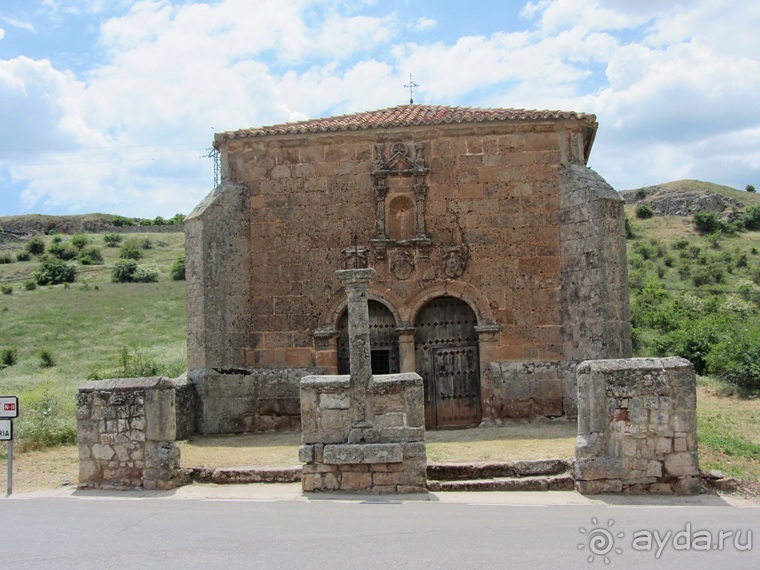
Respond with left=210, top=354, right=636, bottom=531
left=214, top=104, right=597, bottom=143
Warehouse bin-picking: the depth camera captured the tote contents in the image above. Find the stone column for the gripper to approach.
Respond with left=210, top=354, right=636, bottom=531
left=336, top=268, right=376, bottom=427
left=396, top=326, right=417, bottom=373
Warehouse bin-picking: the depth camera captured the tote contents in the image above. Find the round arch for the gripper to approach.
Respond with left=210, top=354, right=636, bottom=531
left=402, top=280, right=496, bottom=326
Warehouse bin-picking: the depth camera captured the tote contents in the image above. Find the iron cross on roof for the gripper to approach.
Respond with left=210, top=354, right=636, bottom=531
left=404, top=73, right=419, bottom=105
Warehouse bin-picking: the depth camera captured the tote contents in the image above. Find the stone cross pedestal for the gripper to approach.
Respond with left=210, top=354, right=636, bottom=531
left=298, top=268, right=427, bottom=493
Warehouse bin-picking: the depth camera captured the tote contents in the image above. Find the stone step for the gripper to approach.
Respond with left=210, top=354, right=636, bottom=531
left=427, top=459, right=571, bottom=481
left=185, top=466, right=302, bottom=484
left=428, top=474, right=575, bottom=492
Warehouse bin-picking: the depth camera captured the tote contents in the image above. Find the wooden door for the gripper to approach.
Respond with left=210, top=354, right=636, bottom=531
left=414, top=297, right=481, bottom=428
left=338, top=300, right=399, bottom=375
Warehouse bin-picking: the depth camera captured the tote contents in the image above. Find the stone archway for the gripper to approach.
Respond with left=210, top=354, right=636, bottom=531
left=414, top=296, right=481, bottom=429
left=338, top=300, right=400, bottom=375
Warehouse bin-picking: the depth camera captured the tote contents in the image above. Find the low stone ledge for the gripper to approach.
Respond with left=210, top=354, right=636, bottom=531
left=301, top=375, right=351, bottom=391
left=323, top=443, right=403, bottom=464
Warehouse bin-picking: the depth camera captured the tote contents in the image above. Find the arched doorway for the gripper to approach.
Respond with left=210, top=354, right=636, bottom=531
left=414, top=297, right=481, bottom=429
left=338, top=300, right=400, bottom=375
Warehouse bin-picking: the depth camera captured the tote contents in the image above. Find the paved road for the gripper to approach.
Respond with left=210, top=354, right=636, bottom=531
left=1, top=486, right=757, bottom=569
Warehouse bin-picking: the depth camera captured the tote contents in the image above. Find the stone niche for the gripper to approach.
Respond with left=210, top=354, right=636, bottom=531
left=574, top=357, right=699, bottom=495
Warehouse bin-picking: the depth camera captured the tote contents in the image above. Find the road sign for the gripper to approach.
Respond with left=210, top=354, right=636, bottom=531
left=0, top=419, right=11, bottom=441
left=0, top=396, right=19, bottom=418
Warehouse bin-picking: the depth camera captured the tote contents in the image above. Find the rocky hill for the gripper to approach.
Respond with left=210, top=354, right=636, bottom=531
left=619, top=179, right=759, bottom=220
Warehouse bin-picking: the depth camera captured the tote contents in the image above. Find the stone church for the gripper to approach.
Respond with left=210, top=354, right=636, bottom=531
left=184, top=104, right=631, bottom=435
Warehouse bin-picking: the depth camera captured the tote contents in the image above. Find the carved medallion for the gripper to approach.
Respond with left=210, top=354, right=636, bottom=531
left=390, top=250, right=415, bottom=280
left=442, top=246, right=468, bottom=279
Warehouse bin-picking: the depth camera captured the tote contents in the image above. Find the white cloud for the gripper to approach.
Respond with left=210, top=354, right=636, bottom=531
left=412, top=17, right=436, bottom=31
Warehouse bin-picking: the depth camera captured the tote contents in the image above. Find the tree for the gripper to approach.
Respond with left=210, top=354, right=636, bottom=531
left=746, top=184, right=756, bottom=193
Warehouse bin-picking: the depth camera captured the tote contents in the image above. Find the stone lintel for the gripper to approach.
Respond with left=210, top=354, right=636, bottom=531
left=370, top=372, right=423, bottom=392
left=79, top=376, right=172, bottom=393
left=323, top=443, right=403, bottom=464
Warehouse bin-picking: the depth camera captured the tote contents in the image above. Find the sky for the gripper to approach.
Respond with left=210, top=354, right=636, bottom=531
left=1, top=0, right=759, bottom=218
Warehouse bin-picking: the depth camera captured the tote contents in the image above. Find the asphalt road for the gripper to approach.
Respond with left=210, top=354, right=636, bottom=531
left=1, top=489, right=758, bottom=569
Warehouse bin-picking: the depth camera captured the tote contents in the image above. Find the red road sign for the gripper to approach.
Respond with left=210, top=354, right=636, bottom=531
left=0, top=396, right=19, bottom=418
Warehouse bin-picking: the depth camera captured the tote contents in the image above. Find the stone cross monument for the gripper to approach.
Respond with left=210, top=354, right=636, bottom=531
left=299, top=268, right=427, bottom=493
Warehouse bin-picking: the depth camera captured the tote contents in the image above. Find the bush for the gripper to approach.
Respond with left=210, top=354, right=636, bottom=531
left=624, top=217, right=637, bottom=239
left=111, top=216, right=135, bottom=227
left=23, top=279, right=36, bottom=291
left=1, top=284, right=13, bottom=295
left=0, top=253, right=12, bottom=264
left=653, top=314, right=730, bottom=375
left=139, top=237, right=153, bottom=250
left=103, top=233, right=123, bottom=247
left=51, top=235, right=62, bottom=244
left=16, top=389, right=77, bottom=451
left=672, top=238, right=690, bottom=250
left=71, top=234, right=89, bottom=250
left=1, top=348, right=17, bottom=368
left=747, top=184, right=757, bottom=193
left=78, top=246, right=104, bottom=265
left=153, top=216, right=166, bottom=225
left=39, top=349, right=55, bottom=368
left=692, top=211, right=727, bottom=234
left=25, top=236, right=45, bottom=255
left=168, top=213, right=185, bottom=225
left=112, top=259, right=138, bottom=282
left=119, top=240, right=143, bottom=260
left=48, top=241, right=78, bottom=260
left=117, top=346, right=160, bottom=377
left=635, top=204, right=654, bottom=219
left=34, top=257, right=77, bottom=285
left=692, top=264, right=724, bottom=287
left=133, top=264, right=160, bottom=283
left=742, top=205, right=760, bottom=231
left=170, top=257, right=185, bottom=281
left=16, top=251, right=31, bottom=262
left=706, top=325, right=760, bottom=390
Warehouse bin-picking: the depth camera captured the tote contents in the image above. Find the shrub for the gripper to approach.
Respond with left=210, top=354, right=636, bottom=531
left=111, top=216, right=135, bottom=227
left=706, top=325, right=760, bottom=390
left=71, top=234, right=89, bottom=250
left=1, top=348, right=17, bottom=368
left=672, top=238, right=690, bottom=250
left=692, top=264, right=724, bottom=287
left=0, top=253, right=12, bottom=264
left=742, top=205, right=760, bottom=231
left=25, top=236, right=45, bottom=255
left=168, top=213, right=185, bottom=225
left=16, top=251, right=31, bottom=262
left=48, top=241, right=78, bottom=260
left=692, top=211, right=726, bottom=234
left=624, top=217, right=637, bottom=239
left=170, top=257, right=185, bottom=281
left=16, top=389, right=77, bottom=451
left=153, top=215, right=166, bottom=225
left=34, top=257, right=77, bottom=285
left=51, top=235, right=62, bottom=244
left=635, top=204, right=654, bottom=219
left=747, top=184, right=757, bottom=193
left=112, top=259, right=138, bottom=282
left=117, top=346, right=160, bottom=377
left=23, top=279, right=36, bottom=291
left=139, top=237, right=153, bottom=250
left=1, top=284, right=13, bottom=295
left=119, top=240, right=143, bottom=260
left=39, top=349, right=55, bottom=368
left=653, top=314, right=730, bottom=375
left=103, top=233, right=123, bottom=247
left=78, top=246, right=104, bottom=265
left=133, top=264, right=159, bottom=283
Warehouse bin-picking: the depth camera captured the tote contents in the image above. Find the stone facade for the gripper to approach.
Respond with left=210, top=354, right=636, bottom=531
left=574, top=357, right=700, bottom=495
left=185, top=105, right=631, bottom=433
left=77, top=377, right=187, bottom=490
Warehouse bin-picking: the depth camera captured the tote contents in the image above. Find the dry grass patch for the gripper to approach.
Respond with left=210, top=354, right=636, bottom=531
left=0, top=444, right=78, bottom=493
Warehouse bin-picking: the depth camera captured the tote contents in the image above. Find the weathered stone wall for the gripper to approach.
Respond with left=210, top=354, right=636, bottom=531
left=76, top=377, right=187, bottom=490
left=299, top=373, right=427, bottom=493
left=574, top=357, right=699, bottom=495
left=189, top=367, right=323, bottom=434
left=484, top=360, right=579, bottom=420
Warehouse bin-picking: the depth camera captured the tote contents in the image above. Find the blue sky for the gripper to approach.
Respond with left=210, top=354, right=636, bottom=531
left=1, top=0, right=759, bottom=217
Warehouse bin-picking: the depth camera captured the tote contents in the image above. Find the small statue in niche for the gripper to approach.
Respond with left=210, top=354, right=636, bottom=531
left=442, top=246, right=468, bottom=279
left=390, top=249, right=415, bottom=280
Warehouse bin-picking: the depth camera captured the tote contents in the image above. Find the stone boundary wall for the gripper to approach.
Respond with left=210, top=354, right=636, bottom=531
left=484, top=360, right=579, bottom=420
left=575, top=357, right=699, bottom=495
left=77, top=377, right=187, bottom=490
left=299, top=373, right=427, bottom=493
left=189, top=367, right=323, bottom=434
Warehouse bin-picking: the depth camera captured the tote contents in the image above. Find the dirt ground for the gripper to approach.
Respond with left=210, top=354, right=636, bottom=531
left=1, top=418, right=576, bottom=493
